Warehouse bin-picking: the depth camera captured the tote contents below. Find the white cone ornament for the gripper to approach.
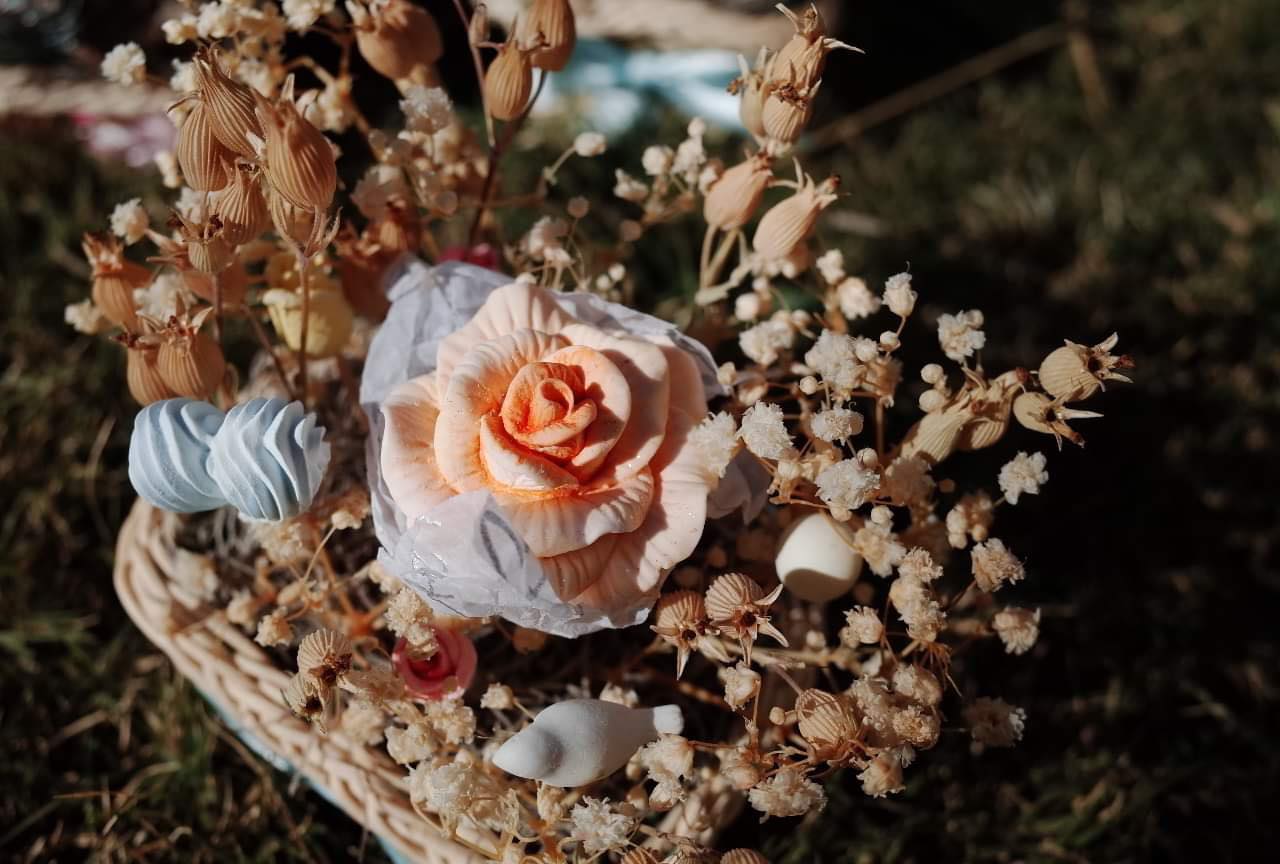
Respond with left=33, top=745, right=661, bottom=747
left=775, top=512, right=864, bottom=602
left=492, top=698, right=683, bottom=788
left=128, top=398, right=225, bottom=512
left=209, top=398, right=330, bottom=521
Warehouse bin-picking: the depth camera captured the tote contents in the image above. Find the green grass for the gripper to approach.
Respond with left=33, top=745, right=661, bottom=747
left=3, top=0, right=1279, bottom=860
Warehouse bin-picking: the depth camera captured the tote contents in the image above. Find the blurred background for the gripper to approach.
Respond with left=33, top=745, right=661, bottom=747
left=3, top=0, right=1279, bottom=861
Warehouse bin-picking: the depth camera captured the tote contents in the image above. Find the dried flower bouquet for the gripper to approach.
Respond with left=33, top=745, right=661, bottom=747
left=85, top=2, right=1134, bottom=862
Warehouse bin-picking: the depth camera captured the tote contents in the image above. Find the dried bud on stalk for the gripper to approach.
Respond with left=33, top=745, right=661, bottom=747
left=761, top=81, right=817, bottom=146
left=157, top=308, right=225, bottom=399
left=1038, top=333, right=1133, bottom=401
left=957, top=368, right=1027, bottom=451
left=752, top=171, right=839, bottom=260
left=267, top=187, right=339, bottom=259
left=82, top=233, right=149, bottom=330
left=795, top=688, right=859, bottom=762
left=211, top=163, right=269, bottom=247
left=193, top=48, right=263, bottom=158
left=173, top=99, right=231, bottom=191
left=1013, top=391, right=1102, bottom=448
left=704, top=153, right=773, bottom=230
left=520, top=0, right=576, bottom=72
left=348, top=0, right=443, bottom=82
left=731, top=48, right=771, bottom=139
left=484, top=39, right=535, bottom=121
left=773, top=4, right=828, bottom=81
left=297, top=629, right=353, bottom=688
left=173, top=213, right=233, bottom=274
left=652, top=590, right=713, bottom=679
left=468, top=4, right=489, bottom=45
left=255, top=78, right=337, bottom=212
left=123, top=333, right=176, bottom=405
left=705, top=572, right=787, bottom=660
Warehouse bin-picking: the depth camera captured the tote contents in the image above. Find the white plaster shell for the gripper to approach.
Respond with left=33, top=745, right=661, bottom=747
left=127, top=397, right=225, bottom=512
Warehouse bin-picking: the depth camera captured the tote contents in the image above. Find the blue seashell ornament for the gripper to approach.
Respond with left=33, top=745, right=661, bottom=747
left=128, top=398, right=226, bottom=512
left=208, top=398, right=330, bottom=522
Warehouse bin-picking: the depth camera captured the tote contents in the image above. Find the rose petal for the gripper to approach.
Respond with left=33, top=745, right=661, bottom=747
left=479, top=415, right=579, bottom=492
left=538, top=531, right=621, bottom=602
left=657, top=338, right=708, bottom=423
left=559, top=323, right=670, bottom=482
left=434, top=329, right=570, bottom=492
left=436, top=282, right=575, bottom=391
left=495, top=468, right=654, bottom=557
left=541, top=345, right=632, bottom=481
left=381, top=375, right=454, bottom=519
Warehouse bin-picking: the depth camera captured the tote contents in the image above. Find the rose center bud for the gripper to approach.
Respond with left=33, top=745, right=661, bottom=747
left=501, top=362, right=597, bottom=461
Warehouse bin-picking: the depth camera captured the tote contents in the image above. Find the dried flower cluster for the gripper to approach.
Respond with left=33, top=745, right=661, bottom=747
left=79, top=3, right=1134, bottom=862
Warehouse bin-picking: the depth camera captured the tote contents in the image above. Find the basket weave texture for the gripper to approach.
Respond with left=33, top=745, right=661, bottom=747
left=113, top=499, right=740, bottom=862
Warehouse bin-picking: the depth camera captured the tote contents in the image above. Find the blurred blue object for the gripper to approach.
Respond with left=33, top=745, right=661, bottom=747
left=532, top=38, right=743, bottom=132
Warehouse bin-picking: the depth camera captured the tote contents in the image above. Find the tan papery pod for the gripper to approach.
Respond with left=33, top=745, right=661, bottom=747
left=174, top=100, right=231, bottom=192
left=82, top=234, right=149, bottom=331
left=521, top=0, right=576, bottom=72
left=158, top=325, right=225, bottom=399
left=720, top=851, right=770, bottom=864
left=185, top=222, right=233, bottom=274
left=772, top=5, right=826, bottom=81
left=193, top=48, right=263, bottom=158
left=751, top=175, right=838, bottom=260
left=898, top=404, right=970, bottom=465
left=704, top=154, right=773, bottom=230
left=126, top=340, right=175, bottom=405
left=255, top=81, right=337, bottom=211
left=761, top=85, right=814, bottom=146
left=484, top=40, right=534, bottom=121
left=795, top=688, right=858, bottom=759
left=351, top=0, right=443, bottom=81
left=212, top=165, right=270, bottom=246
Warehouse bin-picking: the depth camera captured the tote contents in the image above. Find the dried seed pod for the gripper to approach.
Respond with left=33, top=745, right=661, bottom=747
left=183, top=218, right=234, bottom=275
left=1038, top=333, right=1133, bottom=401
left=283, top=672, right=327, bottom=726
left=772, top=5, right=827, bottom=83
left=1013, top=391, right=1102, bottom=448
left=157, top=311, right=225, bottom=399
left=266, top=188, right=338, bottom=257
left=83, top=233, right=149, bottom=330
left=193, top=47, right=263, bottom=158
left=704, top=153, right=773, bottom=230
left=125, top=337, right=176, bottom=405
left=297, top=628, right=353, bottom=687
left=521, top=0, right=576, bottom=72
left=898, top=405, right=969, bottom=465
left=484, top=39, right=534, bottom=121
left=619, top=850, right=662, bottom=864
left=721, top=851, right=770, bottom=864
left=211, top=164, right=269, bottom=246
left=761, top=83, right=815, bottom=146
left=732, top=48, right=771, bottom=139
left=752, top=172, right=839, bottom=260
left=651, top=590, right=708, bottom=679
left=173, top=99, right=231, bottom=192
left=350, top=0, right=443, bottom=81
left=704, top=572, right=787, bottom=659
left=795, top=688, right=858, bottom=761
left=255, top=79, right=337, bottom=211
left=957, top=369, right=1027, bottom=452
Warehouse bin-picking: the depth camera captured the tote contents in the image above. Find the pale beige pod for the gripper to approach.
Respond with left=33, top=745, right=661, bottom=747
left=297, top=628, right=353, bottom=687
left=521, top=0, right=576, bottom=72
left=484, top=39, right=534, bottom=121
left=751, top=174, right=839, bottom=260
left=255, top=81, right=337, bottom=211
left=652, top=589, right=706, bottom=636
left=174, top=100, right=231, bottom=192
left=185, top=223, right=233, bottom=274
left=157, top=318, right=225, bottom=399
left=704, top=571, right=766, bottom=622
left=703, top=153, right=773, bottom=230
left=898, top=404, right=970, bottom=465
left=761, top=86, right=815, bottom=146
left=772, top=5, right=826, bottom=83
left=957, top=369, right=1027, bottom=452
left=125, top=340, right=176, bottom=405
left=794, top=688, right=858, bottom=760
left=212, top=164, right=270, bottom=247
left=193, top=48, right=263, bottom=158
left=1039, top=334, right=1132, bottom=401
left=351, top=0, right=443, bottom=81
left=721, top=851, right=771, bottom=864
left=82, top=233, right=149, bottom=331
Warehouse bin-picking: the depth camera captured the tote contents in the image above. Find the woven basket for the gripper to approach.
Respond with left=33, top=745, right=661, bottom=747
left=113, top=499, right=742, bottom=862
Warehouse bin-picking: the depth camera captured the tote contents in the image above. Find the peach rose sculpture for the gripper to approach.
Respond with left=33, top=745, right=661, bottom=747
left=361, top=258, right=749, bottom=636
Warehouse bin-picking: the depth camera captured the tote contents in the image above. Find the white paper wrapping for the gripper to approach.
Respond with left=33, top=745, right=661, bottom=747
left=361, top=257, right=762, bottom=637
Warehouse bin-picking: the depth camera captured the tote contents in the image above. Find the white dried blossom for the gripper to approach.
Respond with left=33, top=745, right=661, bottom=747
left=946, top=491, right=995, bottom=548
left=351, top=164, right=409, bottom=219
left=689, top=411, right=739, bottom=478
left=169, top=59, right=196, bottom=95
left=255, top=609, right=293, bottom=647
left=720, top=662, right=761, bottom=710
left=810, top=407, right=863, bottom=443
left=101, top=43, right=146, bottom=86
left=804, top=330, right=865, bottom=396
left=480, top=683, right=515, bottom=710
left=998, top=451, right=1049, bottom=505
left=891, top=664, right=943, bottom=707
left=598, top=683, right=639, bottom=707
left=175, top=186, right=207, bottom=222
left=734, top=290, right=769, bottom=322
left=850, top=676, right=896, bottom=733
left=422, top=762, right=477, bottom=813
left=971, top=538, right=1025, bottom=593
left=859, top=754, right=904, bottom=797
left=937, top=309, right=986, bottom=362
left=898, top=547, right=943, bottom=584
left=738, top=402, right=792, bottom=460
left=853, top=521, right=906, bottom=577
left=573, top=131, right=606, bottom=157
left=385, top=587, right=437, bottom=655
left=613, top=169, right=648, bottom=203
left=570, top=797, right=635, bottom=855
left=992, top=607, right=1041, bottom=655
left=401, top=86, right=453, bottom=135
left=425, top=698, right=476, bottom=744
left=837, top=277, right=882, bottom=320
left=816, top=249, right=845, bottom=285
left=878, top=456, right=935, bottom=506
left=739, top=316, right=795, bottom=366
left=154, top=151, right=181, bottom=188
left=196, top=2, right=237, bottom=38
left=888, top=577, right=946, bottom=642
left=964, top=697, right=1026, bottom=748
left=524, top=216, right=569, bottom=260
left=308, top=80, right=354, bottom=132
left=839, top=606, right=883, bottom=646
left=639, top=734, right=694, bottom=785
left=386, top=721, right=434, bottom=764
left=748, top=765, right=826, bottom=818
left=64, top=300, right=109, bottom=335
left=815, top=459, right=879, bottom=512
left=282, top=0, right=335, bottom=31
left=884, top=272, right=917, bottom=317
left=641, top=145, right=674, bottom=176
left=341, top=700, right=386, bottom=746
left=892, top=702, right=941, bottom=748
left=133, top=272, right=190, bottom=319
left=162, top=14, right=199, bottom=44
